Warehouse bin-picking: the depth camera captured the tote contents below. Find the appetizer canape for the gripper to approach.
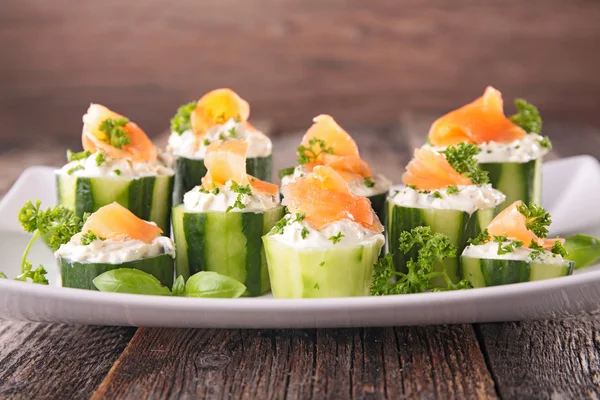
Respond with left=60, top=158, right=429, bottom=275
left=264, top=165, right=385, bottom=298
left=462, top=201, right=574, bottom=287
left=427, top=86, right=551, bottom=209
left=168, top=89, right=273, bottom=205
left=387, top=144, right=505, bottom=287
left=54, top=202, right=175, bottom=290
left=56, top=104, right=174, bottom=232
left=171, top=140, right=283, bottom=297
left=280, top=115, right=391, bottom=220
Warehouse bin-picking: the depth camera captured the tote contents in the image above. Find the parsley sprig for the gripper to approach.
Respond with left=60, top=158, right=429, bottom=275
left=468, top=229, right=491, bottom=246
left=67, top=150, right=91, bottom=162
left=328, top=232, right=344, bottom=244
left=170, top=101, right=196, bottom=135
left=297, top=138, right=334, bottom=165
left=81, top=231, right=105, bottom=246
left=226, top=182, right=252, bottom=212
left=493, top=235, right=524, bottom=255
left=371, top=226, right=472, bottom=295
left=279, top=167, right=296, bottom=179
left=99, top=118, right=131, bottom=149
left=509, top=99, right=542, bottom=134
left=516, top=203, right=551, bottom=238
left=442, top=143, right=489, bottom=185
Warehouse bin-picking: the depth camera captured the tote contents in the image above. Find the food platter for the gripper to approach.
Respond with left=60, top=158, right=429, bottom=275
left=1, top=155, right=600, bottom=328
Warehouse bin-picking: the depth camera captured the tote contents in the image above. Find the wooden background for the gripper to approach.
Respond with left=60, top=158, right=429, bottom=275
left=1, top=0, right=600, bottom=150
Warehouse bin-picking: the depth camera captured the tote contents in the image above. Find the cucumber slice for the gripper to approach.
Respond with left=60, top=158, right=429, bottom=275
left=368, top=192, right=387, bottom=223
left=480, top=157, right=542, bottom=210
left=56, top=173, right=174, bottom=232
left=386, top=201, right=495, bottom=287
left=172, top=154, right=273, bottom=205
left=461, top=256, right=574, bottom=287
left=171, top=204, right=284, bottom=296
left=58, top=253, right=174, bottom=291
left=262, top=237, right=383, bottom=298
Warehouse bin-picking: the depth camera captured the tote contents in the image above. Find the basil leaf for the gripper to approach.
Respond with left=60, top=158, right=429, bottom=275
left=172, top=275, right=186, bottom=296
left=184, top=271, right=246, bottom=298
left=93, top=268, right=172, bottom=296
left=563, top=234, right=600, bottom=269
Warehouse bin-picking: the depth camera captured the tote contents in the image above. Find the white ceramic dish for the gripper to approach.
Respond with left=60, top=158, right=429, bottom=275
left=1, top=156, right=600, bottom=328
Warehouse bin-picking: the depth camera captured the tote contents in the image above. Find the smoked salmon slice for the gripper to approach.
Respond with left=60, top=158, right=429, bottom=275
left=487, top=201, right=561, bottom=249
left=82, top=104, right=157, bottom=162
left=201, top=139, right=278, bottom=195
left=190, top=89, right=250, bottom=136
left=402, top=148, right=472, bottom=190
left=428, top=86, right=526, bottom=147
left=282, top=165, right=383, bottom=232
left=82, top=202, right=163, bottom=243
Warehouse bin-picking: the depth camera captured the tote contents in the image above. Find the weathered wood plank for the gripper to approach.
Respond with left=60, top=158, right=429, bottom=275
left=0, top=322, right=135, bottom=400
left=91, top=326, right=496, bottom=399
left=476, top=317, right=600, bottom=399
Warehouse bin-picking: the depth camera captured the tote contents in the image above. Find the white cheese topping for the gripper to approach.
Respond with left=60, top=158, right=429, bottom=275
left=391, top=184, right=505, bottom=215
left=281, top=165, right=392, bottom=197
left=462, top=241, right=566, bottom=264
left=56, top=151, right=174, bottom=178
left=267, top=214, right=385, bottom=249
left=182, top=180, right=280, bottom=213
left=425, top=133, right=550, bottom=163
left=167, top=118, right=272, bottom=159
left=55, top=233, right=175, bottom=264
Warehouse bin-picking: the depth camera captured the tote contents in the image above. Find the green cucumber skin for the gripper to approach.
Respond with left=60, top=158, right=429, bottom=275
left=172, top=155, right=273, bottom=205
left=461, top=256, right=574, bottom=287
left=172, top=205, right=284, bottom=296
left=263, top=237, right=383, bottom=298
left=368, top=192, right=387, bottom=224
left=56, top=174, right=174, bottom=232
left=386, top=201, right=495, bottom=287
left=480, top=158, right=542, bottom=210
left=59, top=253, right=175, bottom=291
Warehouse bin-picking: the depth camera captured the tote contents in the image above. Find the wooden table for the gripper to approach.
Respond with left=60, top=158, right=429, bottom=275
left=1, top=115, right=600, bottom=399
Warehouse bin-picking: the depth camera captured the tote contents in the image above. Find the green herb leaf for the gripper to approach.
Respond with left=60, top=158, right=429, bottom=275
left=496, top=239, right=524, bottom=255
left=468, top=229, right=490, bottom=246
left=95, top=152, right=106, bottom=166
left=442, top=143, right=489, bottom=185
left=329, top=232, right=344, bottom=244
left=0, top=272, right=6, bottom=279
left=80, top=231, right=104, bottom=246
left=551, top=240, right=568, bottom=258
left=67, top=150, right=91, bottom=162
left=14, top=261, right=49, bottom=284
left=516, top=203, right=552, bottom=238
left=226, top=182, right=252, bottom=212
left=446, top=185, right=458, bottom=195
left=93, top=268, right=172, bottom=296
left=171, top=275, right=186, bottom=296
left=538, top=136, right=552, bottom=149
left=563, top=234, right=600, bottom=269
left=114, top=169, right=122, bottom=176
left=278, top=167, right=296, bottom=179
left=364, top=177, right=375, bottom=188
left=297, top=137, right=333, bottom=165
left=528, top=240, right=545, bottom=260
left=184, top=271, right=247, bottom=298
left=228, top=127, right=237, bottom=138
left=170, top=101, right=196, bottom=135
left=509, top=99, right=542, bottom=133
left=301, top=227, right=310, bottom=239
left=99, top=118, right=131, bottom=149
left=67, top=165, right=84, bottom=175
left=271, top=217, right=289, bottom=235
left=203, top=138, right=211, bottom=146
left=432, top=191, right=443, bottom=199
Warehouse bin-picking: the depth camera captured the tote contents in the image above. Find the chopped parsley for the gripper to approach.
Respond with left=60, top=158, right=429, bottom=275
left=538, top=136, right=552, bottom=149
left=81, top=231, right=104, bottom=246
left=203, top=138, right=211, bottom=147
left=297, top=137, right=334, bottom=165
left=198, top=187, right=210, bottom=194
left=364, top=177, right=376, bottom=188
left=114, top=169, right=122, bottom=176
left=551, top=241, right=568, bottom=257
left=170, top=101, right=196, bottom=135
left=67, top=150, right=91, bottom=162
left=495, top=237, right=524, bottom=255
left=329, top=232, right=344, bottom=244
left=278, top=167, right=296, bottom=179
left=67, top=165, right=84, bottom=175
left=301, top=227, right=310, bottom=239
left=442, top=143, right=489, bottom=185
left=95, top=152, right=105, bottom=166
left=271, top=218, right=288, bottom=235
left=212, top=186, right=220, bottom=195
left=407, top=184, right=418, bottom=191
left=99, top=118, right=131, bottom=149
left=528, top=240, right=545, bottom=260
left=228, top=127, right=237, bottom=138
left=446, top=185, right=458, bottom=195
left=294, top=213, right=305, bottom=223
left=468, top=229, right=491, bottom=245
left=432, top=191, right=443, bottom=199
left=226, top=182, right=252, bottom=212
left=516, top=202, right=551, bottom=238
left=509, top=99, right=542, bottom=133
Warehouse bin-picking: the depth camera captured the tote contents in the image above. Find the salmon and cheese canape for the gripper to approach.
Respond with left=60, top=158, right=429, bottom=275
left=462, top=201, right=574, bottom=287
left=56, top=104, right=174, bottom=232
left=387, top=145, right=505, bottom=287
left=171, top=140, right=283, bottom=297
left=54, top=202, right=175, bottom=290
left=264, top=165, right=385, bottom=298
left=279, top=115, right=391, bottom=220
left=426, top=86, right=551, bottom=209
left=167, top=89, right=273, bottom=205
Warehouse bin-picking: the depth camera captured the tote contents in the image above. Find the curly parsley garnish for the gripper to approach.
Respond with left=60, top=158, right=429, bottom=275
left=509, top=99, right=542, bottom=133
left=371, top=226, right=472, bottom=295
left=528, top=240, right=545, bottom=260
left=99, top=118, right=131, bottom=149
left=81, top=231, right=104, bottom=246
left=493, top=235, right=524, bottom=255
left=538, top=136, right=552, bottom=149
left=170, top=101, right=196, bottom=135
left=67, top=150, right=91, bottom=162
left=279, top=167, right=296, bottom=179
left=364, top=177, right=376, bottom=188
left=271, top=218, right=288, bottom=235
left=442, top=143, right=489, bottom=185
left=328, top=232, right=344, bottom=244
left=551, top=241, right=568, bottom=257
left=432, top=191, right=443, bottom=199
left=228, top=127, right=237, bottom=138
left=297, top=138, right=334, bottom=165
left=226, top=182, right=253, bottom=212
left=95, top=152, right=105, bottom=166
left=446, top=185, right=458, bottom=195
left=468, top=229, right=491, bottom=246
left=516, top=202, right=551, bottom=238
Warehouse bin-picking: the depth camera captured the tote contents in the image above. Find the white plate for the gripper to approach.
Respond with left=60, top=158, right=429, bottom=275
left=1, top=156, right=600, bottom=328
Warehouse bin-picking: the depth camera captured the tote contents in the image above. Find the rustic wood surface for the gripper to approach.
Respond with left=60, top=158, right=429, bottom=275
left=2, top=0, right=600, bottom=144
left=1, top=116, right=600, bottom=399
